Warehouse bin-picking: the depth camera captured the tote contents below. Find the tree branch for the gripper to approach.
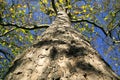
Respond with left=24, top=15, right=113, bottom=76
left=0, top=49, right=12, bottom=61
left=51, top=0, right=57, bottom=14
left=113, top=40, right=120, bottom=43
left=107, top=10, right=120, bottom=42
left=0, top=23, right=49, bottom=30
left=0, top=38, right=21, bottom=48
left=107, top=9, right=120, bottom=31
left=65, top=0, right=71, bottom=13
left=71, top=19, right=108, bottom=36
left=0, top=28, right=16, bottom=37
left=71, top=19, right=120, bottom=44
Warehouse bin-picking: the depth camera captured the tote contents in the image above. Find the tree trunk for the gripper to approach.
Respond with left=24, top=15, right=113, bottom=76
left=5, top=11, right=120, bottom=80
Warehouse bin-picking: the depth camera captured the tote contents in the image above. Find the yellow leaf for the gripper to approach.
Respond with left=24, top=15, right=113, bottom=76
left=73, top=16, right=76, bottom=19
left=37, top=36, right=41, bottom=39
left=104, top=17, right=108, bottom=21
left=5, top=29, right=8, bottom=33
left=79, top=27, right=85, bottom=32
left=59, top=0, right=63, bottom=4
left=17, top=4, right=22, bottom=8
left=49, top=13, right=52, bottom=17
left=40, top=7, right=45, bottom=12
left=21, top=29, right=26, bottom=33
left=23, top=5, right=27, bottom=8
left=86, top=14, right=89, bottom=18
left=91, top=27, right=94, bottom=32
left=90, top=8, right=93, bottom=11
left=56, top=2, right=59, bottom=7
left=29, top=35, right=33, bottom=42
left=112, top=12, right=115, bottom=17
left=85, top=24, right=88, bottom=26
left=39, top=2, right=42, bottom=5
left=43, top=0, right=48, bottom=4
left=23, top=10, right=26, bottom=13
left=87, top=4, right=90, bottom=8
left=67, top=5, right=72, bottom=9
left=19, top=10, right=22, bottom=13
left=0, top=56, right=3, bottom=58
left=81, top=5, right=86, bottom=9
left=9, top=44, right=11, bottom=48
left=83, top=9, right=86, bottom=12
left=2, top=42, right=5, bottom=46
left=74, top=11, right=79, bottom=15
left=30, top=35, right=33, bottom=40
left=11, top=15, right=15, bottom=18
left=19, top=36, right=23, bottom=41
left=10, top=8, right=14, bottom=12
left=81, top=27, right=85, bottom=31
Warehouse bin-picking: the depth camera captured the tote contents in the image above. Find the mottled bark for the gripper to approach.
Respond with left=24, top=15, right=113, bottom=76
left=5, top=11, right=120, bottom=80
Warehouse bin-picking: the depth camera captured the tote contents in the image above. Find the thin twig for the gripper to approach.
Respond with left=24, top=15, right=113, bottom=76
left=0, top=28, right=16, bottom=37
left=71, top=19, right=108, bottom=36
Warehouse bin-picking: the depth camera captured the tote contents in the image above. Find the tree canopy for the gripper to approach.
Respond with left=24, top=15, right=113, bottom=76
left=0, top=0, right=120, bottom=79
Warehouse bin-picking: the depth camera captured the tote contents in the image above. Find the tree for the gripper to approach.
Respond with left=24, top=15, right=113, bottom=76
left=0, top=0, right=120, bottom=79
left=3, top=0, right=120, bottom=80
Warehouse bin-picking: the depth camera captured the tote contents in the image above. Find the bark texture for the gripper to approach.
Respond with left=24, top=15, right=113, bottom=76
left=5, top=11, right=120, bottom=80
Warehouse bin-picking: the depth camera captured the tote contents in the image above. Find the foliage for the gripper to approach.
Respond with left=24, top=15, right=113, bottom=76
left=0, top=0, right=120, bottom=79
